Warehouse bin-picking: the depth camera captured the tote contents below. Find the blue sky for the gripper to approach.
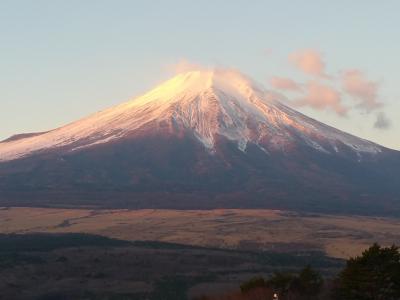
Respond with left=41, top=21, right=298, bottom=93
left=1, top=0, right=399, bottom=149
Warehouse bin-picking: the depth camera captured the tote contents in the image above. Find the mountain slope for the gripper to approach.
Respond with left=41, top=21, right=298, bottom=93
left=0, top=70, right=399, bottom=215
left=0, top=70, right=382, bottom=161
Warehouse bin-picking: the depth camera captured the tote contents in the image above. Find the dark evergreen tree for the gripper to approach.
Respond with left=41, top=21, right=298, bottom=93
left=240, top=276, right=266, bottom=293
left=334, top=243, right=400, bottom=300
left=295, top=265, right=324, bottom=299
left=267, top=271, right=297, bottom=296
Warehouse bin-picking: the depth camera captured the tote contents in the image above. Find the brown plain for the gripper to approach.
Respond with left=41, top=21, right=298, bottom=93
left=1, top=207, right=399, bottom=259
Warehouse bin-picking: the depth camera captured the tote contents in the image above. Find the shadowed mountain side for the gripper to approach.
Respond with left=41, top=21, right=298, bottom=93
left=0, top=70, right=399, bottom=215
left=0, top=130, right=399, bottom=215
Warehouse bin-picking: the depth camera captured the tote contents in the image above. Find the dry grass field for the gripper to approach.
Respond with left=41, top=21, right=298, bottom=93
left=1, top=207, right=399, bottom=259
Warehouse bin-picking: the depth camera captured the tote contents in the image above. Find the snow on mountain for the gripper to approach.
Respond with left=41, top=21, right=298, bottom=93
left=0, top=69, right=382, bottom=162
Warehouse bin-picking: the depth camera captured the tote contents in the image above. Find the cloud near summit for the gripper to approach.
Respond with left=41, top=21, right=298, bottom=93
left=374, top=112, right=391, bottom=130
left=270, top=77, right=301, bottom=91
left=168, top=60, right=208, bottom=74
left=267, top=49, right=390, bottom=128
left=341, top=69, right=382, bottom=112
left=289, top=49, right=328, bottom=78
left=294, top=81, right=347, bottom=116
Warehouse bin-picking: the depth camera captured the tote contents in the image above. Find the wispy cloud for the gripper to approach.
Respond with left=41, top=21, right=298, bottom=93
left=270, top=77, right=301, bottom=91
left=289, top=49, right=328, bottom=78
left=341, top=69, right=382, bottom=111
left=374, top=112, right=391, bottom=130
left=294, top=81, right=347, bottom=116
left=167, top=59, right=207, bottom=74
left=267, top=49, right=390, bottom=120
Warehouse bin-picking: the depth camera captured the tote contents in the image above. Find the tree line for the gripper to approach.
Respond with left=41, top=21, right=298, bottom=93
left=198, top=243, right=400, bottom=300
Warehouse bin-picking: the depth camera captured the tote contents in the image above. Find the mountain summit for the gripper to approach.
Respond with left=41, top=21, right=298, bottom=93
left=0, top=69, right=399, bottom=215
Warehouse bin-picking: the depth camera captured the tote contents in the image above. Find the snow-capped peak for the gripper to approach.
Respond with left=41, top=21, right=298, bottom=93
left=0, top=69, right=382, bottom=162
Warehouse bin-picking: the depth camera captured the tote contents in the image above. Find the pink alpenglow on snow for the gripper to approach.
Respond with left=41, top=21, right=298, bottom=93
left=0, top=69, right=383, bottom=162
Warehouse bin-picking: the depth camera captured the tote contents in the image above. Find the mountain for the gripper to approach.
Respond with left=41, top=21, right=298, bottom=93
left=0, top=70, right=399, bottom=215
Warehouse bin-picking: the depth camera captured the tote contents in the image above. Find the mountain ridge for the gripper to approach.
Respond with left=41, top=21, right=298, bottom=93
left=0, top=69, right=386, bottom=162
left=0, top=69, right=399, bottom=215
